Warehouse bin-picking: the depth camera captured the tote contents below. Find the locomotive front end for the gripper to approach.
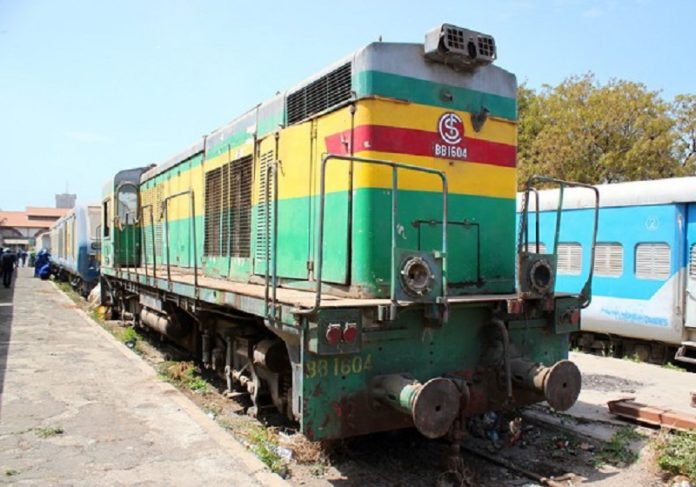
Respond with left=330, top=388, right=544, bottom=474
left=297, top=23, right=590, bottom=442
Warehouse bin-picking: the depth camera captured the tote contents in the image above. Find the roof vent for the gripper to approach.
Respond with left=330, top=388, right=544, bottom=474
left=286, top=62, right=352, bottom=125
left=424, top=24, right=497, bottom=68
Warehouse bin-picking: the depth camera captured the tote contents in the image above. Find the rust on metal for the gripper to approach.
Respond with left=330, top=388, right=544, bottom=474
left=411, top=378, right=461, bottom=439
left=607, top=398, right=696, bottom=431
left=544, top=360, right=582, bottom=411
left=510, top=358, right=582, bottom=412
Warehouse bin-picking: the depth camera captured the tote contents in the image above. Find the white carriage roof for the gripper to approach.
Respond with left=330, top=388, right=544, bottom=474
left=516, top=177, right=696, bottom=211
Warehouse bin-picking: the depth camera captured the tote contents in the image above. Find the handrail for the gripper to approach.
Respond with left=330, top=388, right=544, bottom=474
left=162, top=189, right=198, bottom=293
left=518, top=175, right=600, bottom=308
left=140, top=204, right=156, bottom=283
left=125, top=213, right=131, bottom=284
left=296, top=154, right=449, bottom=317
left=263, top=160, right=279, bottom=320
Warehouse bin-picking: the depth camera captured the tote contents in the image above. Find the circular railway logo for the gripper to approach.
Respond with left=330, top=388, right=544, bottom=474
left=437, top=112, right=464, bottom=145
left=645, top=216, right=659, bottom=231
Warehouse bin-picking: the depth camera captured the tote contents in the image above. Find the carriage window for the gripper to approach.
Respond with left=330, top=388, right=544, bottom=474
left=594, top=243, right=623, bottom=277
left=690, top=244, right=696, bottom=279
left=635, top=243, right=671, bottom=280
left=557, top=243, right=582, bottom=275
left=117, top=186, right=138, bottom=224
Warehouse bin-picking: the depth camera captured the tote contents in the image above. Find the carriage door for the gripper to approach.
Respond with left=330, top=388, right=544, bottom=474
left=115, top=183, right=141, bottom=267
left=684, top=203, right=696, bottom=328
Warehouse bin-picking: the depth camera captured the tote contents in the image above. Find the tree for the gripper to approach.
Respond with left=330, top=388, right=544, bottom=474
left=672, top=94, right=696, bottom=170
left=517, top=74, right=685, bottom=187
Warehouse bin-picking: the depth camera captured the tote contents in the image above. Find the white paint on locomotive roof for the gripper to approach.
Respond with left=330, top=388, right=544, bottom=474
left=517, top=176, right=696, bottom=211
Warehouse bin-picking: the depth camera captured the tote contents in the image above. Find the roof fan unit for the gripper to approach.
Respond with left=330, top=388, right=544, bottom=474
left=424, top=24, right=497, bottom=68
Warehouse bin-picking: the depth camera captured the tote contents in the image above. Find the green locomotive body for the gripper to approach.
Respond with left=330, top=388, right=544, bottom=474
left=100, top=24, right=592, bottom=441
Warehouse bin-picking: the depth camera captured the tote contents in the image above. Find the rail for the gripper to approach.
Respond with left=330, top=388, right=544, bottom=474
left=162, top=189, right=198, bottom=293
left=518, top=175, right=600, bottom=308
left=296, top=154, right=449, bottom=317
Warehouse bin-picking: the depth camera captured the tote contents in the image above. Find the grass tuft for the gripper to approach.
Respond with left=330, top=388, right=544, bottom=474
left=623, top=353, right=642, bottom=363
left=593, top=426, right=643, bottom=467
left=158, top=361, right=209, bottom=394
left=245, top=426, right=285, bottom=474
left=662, top=362, right=687, bottom=372
left=654, top=430, right=696, bottom=482
left=35, top=426, right=64, bottom=439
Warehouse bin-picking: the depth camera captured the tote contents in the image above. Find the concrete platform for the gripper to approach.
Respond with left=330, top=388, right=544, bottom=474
left=567, top=350, right=696, bottom=423
left=0, top=268, right=285, bottom=486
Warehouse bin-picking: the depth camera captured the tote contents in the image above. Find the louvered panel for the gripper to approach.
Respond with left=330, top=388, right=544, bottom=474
left=141, top=189, right=153, bottom=262
left=221, top=163, right=231, bottom=256
left=255, top=151, right=275, bottom=262
left=594, top=243, right=623, bottom=276
left=231, top=156, right=253, bottom=257
left=286, top=63, right=352, bottom=125
left=690, top=244, right=696, bottom=279
left=635, top=243, right=671, bottom=280
left=154, top=185, right=164, bottom=260
left=204, top=167, right=223, bottom=256
left=557, top=243, right=582, bottom=275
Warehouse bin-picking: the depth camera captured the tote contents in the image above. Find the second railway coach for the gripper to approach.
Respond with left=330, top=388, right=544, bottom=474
left=521, top=177, right=696, bottom=364
left=50, top=205, right=101, bottom=295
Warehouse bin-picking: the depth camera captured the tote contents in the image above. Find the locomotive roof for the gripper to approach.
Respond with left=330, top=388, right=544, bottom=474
left=141, top=40, right=516, bottom=183
left=517, top=177, right=696, bottom=211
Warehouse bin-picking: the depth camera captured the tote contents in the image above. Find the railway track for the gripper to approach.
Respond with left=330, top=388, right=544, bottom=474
left=64, top=286, right=645, bottom=487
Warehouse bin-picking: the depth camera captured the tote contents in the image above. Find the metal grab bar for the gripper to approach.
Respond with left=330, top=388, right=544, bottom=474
left=296, top=154, right=449, bottom=316
left=162, top=189, right=198, bottom=293
left=263, top=161, right=279, bottom=320
left=518, top=175, right=600, bottom=308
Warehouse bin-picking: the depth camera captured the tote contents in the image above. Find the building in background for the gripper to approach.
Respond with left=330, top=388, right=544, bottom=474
left=0, top=207, right=70, bottom=250
left=55, top=193, right=77, bottom=209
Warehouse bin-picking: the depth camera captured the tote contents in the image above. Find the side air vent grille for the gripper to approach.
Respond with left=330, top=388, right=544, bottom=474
left=286, top=63, right=352, bottom=125
left=204, top=156, right=253, bottom=258
left=255, top=151, right=275, bottom=263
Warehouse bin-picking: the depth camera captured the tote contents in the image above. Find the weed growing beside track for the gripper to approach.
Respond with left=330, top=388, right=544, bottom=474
left=654, top=430, right=696, bottom=483
left=593, top=426, right=644, bottom=467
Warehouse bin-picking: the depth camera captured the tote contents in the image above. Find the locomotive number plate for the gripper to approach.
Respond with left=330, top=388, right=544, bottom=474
left=306, top=354, right=373, bottom=379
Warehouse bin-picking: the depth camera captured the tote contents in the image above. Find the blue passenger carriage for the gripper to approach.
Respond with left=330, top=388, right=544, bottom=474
left=521, top=177, right=696, bottom=364
left=50, top=205, right=101, bottom=295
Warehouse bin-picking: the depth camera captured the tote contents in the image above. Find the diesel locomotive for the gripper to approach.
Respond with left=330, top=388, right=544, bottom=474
left=99, top=24, right=595, bottom=443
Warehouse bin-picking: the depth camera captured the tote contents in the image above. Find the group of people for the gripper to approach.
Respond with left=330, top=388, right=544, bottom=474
left=0, top=247, right=52, bottom=289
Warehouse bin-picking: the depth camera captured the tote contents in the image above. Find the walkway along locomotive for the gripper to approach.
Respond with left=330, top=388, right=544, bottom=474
left=99, top=24, right=597, bottom=443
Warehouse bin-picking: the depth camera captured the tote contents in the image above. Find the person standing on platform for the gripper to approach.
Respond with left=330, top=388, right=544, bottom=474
left=34, top=249, right=48, bottom=277
left=1, top=248, right=18, bottom=288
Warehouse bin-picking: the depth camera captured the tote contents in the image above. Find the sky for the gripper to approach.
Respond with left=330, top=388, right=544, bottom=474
left=0, top=0, right=694, bottom=210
